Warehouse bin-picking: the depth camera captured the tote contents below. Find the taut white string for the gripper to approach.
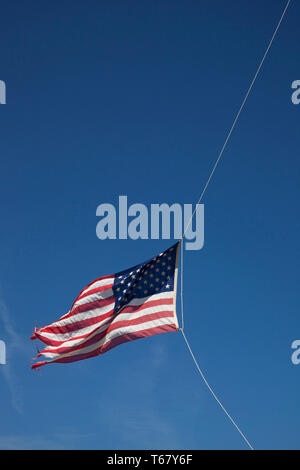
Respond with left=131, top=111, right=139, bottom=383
left=180, top=0, right=292, bottom=241
left=178, top=1, right=292, bottom=449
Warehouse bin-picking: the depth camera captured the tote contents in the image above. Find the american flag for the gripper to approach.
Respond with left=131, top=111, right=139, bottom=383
left=31, top=242, right=180, bottom=369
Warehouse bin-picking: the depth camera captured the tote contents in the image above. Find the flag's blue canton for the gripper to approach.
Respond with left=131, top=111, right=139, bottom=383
left=112, top=243, right=179, bottom=313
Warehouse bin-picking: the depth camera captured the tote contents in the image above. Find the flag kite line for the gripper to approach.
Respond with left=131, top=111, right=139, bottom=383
left=175, top=0, right=292, bottom=450
left=31, top=242, right=180, bottom=369
left=180, top=0, right=292, bottom=240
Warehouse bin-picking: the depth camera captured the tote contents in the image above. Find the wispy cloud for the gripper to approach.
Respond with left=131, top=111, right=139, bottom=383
left=0, top=296, right=26, bottom=414
left=0, top=299, right=22, bottom=349
left=0, top=430, right=96, bottom=450
left=0, top=364, right=23, bottom=414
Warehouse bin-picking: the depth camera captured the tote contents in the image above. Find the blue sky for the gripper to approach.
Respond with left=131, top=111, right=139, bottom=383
left=0, top=0, right=299, bottom=450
